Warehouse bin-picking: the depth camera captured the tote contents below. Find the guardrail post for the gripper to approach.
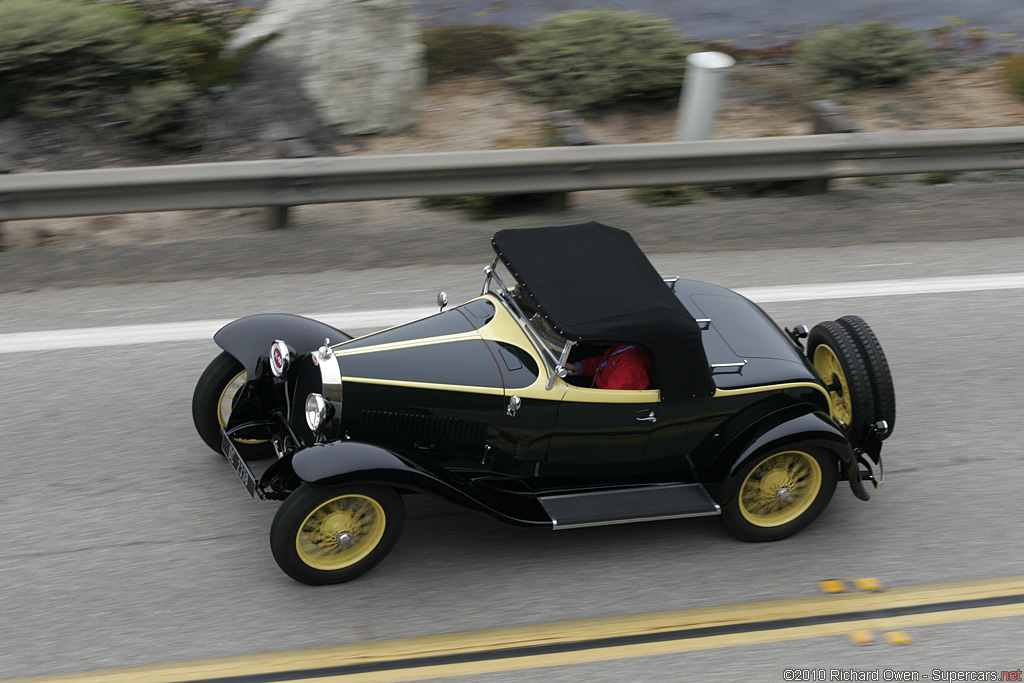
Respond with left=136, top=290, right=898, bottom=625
left=0, top=152, right=11, bottom=251
left=804, top=100, right=856, bottom=194
left=265, top=125, right=316, bottom=229
left=543, top=110, right=596, bottom=210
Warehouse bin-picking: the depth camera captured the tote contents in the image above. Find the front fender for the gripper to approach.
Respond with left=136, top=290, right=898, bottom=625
left=286, top=441, right=551, bottom=527
left=215, top=314, right=351, bottom=375
left=706, top=409, right=869, bottom=501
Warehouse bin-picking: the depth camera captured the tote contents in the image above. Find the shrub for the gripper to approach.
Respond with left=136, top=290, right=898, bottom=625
left=797, top=22, right=933, bottom=91
left=0, top=0, right=247, bottom=120
left=93, top=0, right=251, bottom=40
left=920, top=172, right=959, bottom=185
left=500, top=9, right=694, bottom=113
left=1001, top=54, right=1024, bottom=101
left=96, top=0, right=252, bottom=88
left=419, top=193, right=561, bottom=220
left=704, top=180, right=805, bottom=197
left=631, top=186, right=697, bottom=206
left=860, top=175, right=892, bottom=188
left=117, top=79, right=206, bottom=149
left=0, top=0, right=148, bottom=117
left=422, top=25, right=521, bottom=82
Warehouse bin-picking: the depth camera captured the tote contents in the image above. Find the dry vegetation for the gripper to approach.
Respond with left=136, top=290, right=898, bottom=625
left=361, top=64, right=1023, bottom=155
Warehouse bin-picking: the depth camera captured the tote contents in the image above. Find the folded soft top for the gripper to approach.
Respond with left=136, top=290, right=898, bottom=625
left=492, top=222, right=714, bottom=399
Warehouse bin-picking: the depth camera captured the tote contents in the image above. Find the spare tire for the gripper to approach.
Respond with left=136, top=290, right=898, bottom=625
left=807, top=321, right=875, bottom=445
left=836, top=315, right=896, bottom=440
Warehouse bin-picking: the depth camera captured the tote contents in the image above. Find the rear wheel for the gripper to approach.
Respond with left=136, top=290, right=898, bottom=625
left=807, top=321, right=875, bottom=444
left=721, top=448, right=838, bottom=542
left=270, top=484, right=405, bottom=585
left=836, top=315, right=896, bottom=440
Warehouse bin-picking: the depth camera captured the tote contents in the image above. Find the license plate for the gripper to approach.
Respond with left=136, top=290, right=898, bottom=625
left=221, top=431, right=265, bottom=500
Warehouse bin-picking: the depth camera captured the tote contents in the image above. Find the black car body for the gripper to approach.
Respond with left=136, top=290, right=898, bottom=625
left=192, top=223, right=894, bottom=584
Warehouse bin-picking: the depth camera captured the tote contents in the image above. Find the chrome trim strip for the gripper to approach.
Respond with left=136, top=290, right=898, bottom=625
left=552, top=508, right=722, bottom=530
left=315, top=340, right=343, bottom=439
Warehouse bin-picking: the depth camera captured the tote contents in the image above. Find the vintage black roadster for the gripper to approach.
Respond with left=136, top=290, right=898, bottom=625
left=192, top=223, right=895, bottom=585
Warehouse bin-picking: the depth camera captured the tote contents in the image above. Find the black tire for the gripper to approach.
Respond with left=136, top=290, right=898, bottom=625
left=191, top=351, right=274, bottom=459
left=807, top=321, right=875, bottom=445
left=836, top=315, right=896, bottom=440
left=270, top=484, right=405, bottom=585
left=721, top=447, right=838, bottom=542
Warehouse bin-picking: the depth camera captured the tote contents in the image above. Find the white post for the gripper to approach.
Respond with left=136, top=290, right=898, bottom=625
left=676, top=51, right=736, bottom=141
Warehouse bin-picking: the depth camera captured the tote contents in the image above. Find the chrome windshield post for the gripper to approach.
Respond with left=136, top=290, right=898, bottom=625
left=546, top=340, right=577, bottom=391
left=482, top=256, right=502, bottom=295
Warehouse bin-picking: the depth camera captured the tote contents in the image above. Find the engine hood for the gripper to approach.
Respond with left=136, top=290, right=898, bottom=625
left=331, top=298, right=509, bottom=391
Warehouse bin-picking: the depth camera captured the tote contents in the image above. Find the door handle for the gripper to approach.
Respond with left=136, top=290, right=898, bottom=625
left=636, top=411, right=657, bottom=423
left=507, top=395, right=522, bottom=417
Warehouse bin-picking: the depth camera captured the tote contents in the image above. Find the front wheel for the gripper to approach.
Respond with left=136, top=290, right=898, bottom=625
left=721, top=448, right=838, bottom=542
left=270, top=484, right=405, bottom=585
left=191, top=351, right=273, bottom=459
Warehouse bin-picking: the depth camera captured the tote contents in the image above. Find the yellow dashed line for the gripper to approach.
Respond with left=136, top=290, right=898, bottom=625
left=7, top=575, right=1024, bottom=683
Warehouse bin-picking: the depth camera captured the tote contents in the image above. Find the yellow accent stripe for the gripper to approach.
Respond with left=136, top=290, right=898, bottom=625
left=714, top=382, right=833, bottom=419
left=342, top=375, right=505, bottom=396
left=333, top=332, right=479, bottom=356
left=714, top=381, right=829, bottom=401
left=10, top=576, right=1024, bottom=683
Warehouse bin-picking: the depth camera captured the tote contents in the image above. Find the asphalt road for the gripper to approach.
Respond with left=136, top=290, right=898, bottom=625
left=2, top=235, right=1024, bottom=680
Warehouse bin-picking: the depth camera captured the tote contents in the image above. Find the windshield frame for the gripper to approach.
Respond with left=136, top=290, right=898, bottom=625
left=482, top=257, right=575, bottom=380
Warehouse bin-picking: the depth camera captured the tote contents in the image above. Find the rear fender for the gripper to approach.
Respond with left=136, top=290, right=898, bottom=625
left=284, top=441, right=551, bottom=527
left=215, top=314, right=351, bottom=375
left=706, top=409, right=869, bottom=501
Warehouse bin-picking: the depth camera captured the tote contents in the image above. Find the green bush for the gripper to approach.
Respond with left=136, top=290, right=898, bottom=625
left=500, top=9, right=694, bottom=113
left=422, top=24, right=521, bottom=82
left=117, top=79, right=206, bottom=148
left=631, top=186, right=697, bottom=206
left=797, top=22, right=933, bottom=91
left=859, top=175, right=893, bottom=188
left=94, top=0, right=251, bottom=40
left=920, top=172, right=960, bottom=185
left=1001, top=54, right=1024, bottom=101
left=419, top=193, right=562, bottom=220
left=704, top=180, right=805, bottom=197
left=0, top=0, right=148, bottom=117
left=0, top=0, right=251, bottom=148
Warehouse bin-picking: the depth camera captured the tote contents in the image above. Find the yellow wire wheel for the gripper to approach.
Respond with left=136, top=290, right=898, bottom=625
left=721, top=445, right=837, bottom=542
left=271, top=484, right=405, bottom=585
left=806, top=321, right=875, bottom=444
left=295, top=494, right=387, bottom=571
left=812, top=344, right=852, bottom=426
left=216, top=369, right=247, bottom=429
left=215, top=368, right=266, bottom=446
left=738, top=450, right=822, bottom=527
left=192, top=351, right=273, bottom=456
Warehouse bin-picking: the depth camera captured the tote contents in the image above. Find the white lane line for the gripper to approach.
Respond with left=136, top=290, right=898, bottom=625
left=3, top=273, right=1024, bottom=354
left=739, top=273, right=1024, bottom=302
left=0, top=307, right=437, bottom=354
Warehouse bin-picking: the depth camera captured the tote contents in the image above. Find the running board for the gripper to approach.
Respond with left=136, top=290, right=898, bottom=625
left=539, top=483, right=721, bottom=530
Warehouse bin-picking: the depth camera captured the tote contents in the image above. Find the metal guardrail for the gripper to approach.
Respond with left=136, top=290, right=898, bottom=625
left=1, top=127, right=1023, bottom=221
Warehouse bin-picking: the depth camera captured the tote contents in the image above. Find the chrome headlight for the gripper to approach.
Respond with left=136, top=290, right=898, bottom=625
left=305, top=393, right=330, bottom=432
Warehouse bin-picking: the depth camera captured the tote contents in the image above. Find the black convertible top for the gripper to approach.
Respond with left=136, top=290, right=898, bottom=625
left=492, top=223, right=714, bottom=399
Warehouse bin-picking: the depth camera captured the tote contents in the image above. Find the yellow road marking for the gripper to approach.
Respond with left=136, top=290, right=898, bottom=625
left=8, top=575, right=1024, bottom=683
